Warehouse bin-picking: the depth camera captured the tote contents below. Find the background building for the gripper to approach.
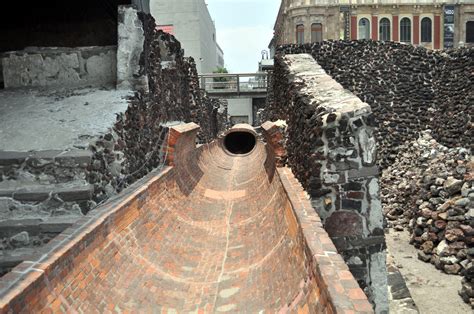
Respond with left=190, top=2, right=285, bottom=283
left=150, top=0, right=224, bottom=73
left=272, top=0, right=474, bottom=51
left=216, top=44, right=225, bottom=69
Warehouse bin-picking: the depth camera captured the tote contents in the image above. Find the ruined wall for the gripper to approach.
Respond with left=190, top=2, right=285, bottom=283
left=88, top=9, right=227, bottom=203
left=274, top=41, right=473, bottom=167
left=266, top=54, right=387, bottom=312
left=1, top=46, right=117, bottom=89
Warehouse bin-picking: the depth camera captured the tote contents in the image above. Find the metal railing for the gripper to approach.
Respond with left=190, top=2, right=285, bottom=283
left=198, top=73, right=268, bottom=95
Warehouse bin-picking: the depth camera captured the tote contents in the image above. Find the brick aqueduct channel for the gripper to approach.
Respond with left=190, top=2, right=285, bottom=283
left=0, top=124, right=370, bottom=313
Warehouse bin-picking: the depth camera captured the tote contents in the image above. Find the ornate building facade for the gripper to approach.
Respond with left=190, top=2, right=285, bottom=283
left=272, top=0, right=474, bottom=50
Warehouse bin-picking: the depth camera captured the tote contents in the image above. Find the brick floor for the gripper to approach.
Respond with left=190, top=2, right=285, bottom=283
left=0, top=124, right=372, bottom=313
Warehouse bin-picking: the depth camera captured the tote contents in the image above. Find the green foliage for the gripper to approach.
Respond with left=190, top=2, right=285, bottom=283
left=213, top=67, right=228, bottom=74
left=212, top=67, right=230, bottom=87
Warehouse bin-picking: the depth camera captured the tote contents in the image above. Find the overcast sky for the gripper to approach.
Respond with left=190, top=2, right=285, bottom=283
left=206, top=0, right=280, bottom=73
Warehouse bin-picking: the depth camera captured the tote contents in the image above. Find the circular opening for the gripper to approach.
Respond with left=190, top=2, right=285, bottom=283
left=224, top=131, right=257, bottom=155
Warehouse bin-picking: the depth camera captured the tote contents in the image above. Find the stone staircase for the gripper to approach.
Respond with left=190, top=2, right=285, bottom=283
left=0, top=149, right=95, bottom=274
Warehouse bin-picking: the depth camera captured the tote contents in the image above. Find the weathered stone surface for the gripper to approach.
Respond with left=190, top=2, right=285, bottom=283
left=2, top=46, right=117, bottom=89
left=9, top=232, right=29, bottom=247
left=0, top=151, right=30, bottom=166
left=444, top=177, right=464, bottom=196
left=325, top=211, right=363, bottom=237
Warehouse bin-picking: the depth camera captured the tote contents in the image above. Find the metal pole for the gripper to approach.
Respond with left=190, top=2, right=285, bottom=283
left=237, top=74, right=240, bottom=95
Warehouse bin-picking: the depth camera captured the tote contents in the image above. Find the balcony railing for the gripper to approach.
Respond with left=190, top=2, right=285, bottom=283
left=199, top=73, right=268, bottom=95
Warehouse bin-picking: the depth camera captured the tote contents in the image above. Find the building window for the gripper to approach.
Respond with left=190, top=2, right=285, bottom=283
left=467, top=21, right=474, bottom=43
left=296, top=24, right=305, bottom=44
left=311, top=23, right=323, bottom=43
left=379, top=18, right=391, bottom=41
left=358, top=18, right=370, bottom=39
left=400, top=17, right=411, bottom=43
left=421, top=17, right=432, bottom=42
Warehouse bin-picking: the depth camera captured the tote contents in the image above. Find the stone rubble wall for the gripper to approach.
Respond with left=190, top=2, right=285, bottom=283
left=1, top=46, right=117, bottom=89
left=273, top=41, right=473, bottom=168
left=267, top=53, right=387, bottom=312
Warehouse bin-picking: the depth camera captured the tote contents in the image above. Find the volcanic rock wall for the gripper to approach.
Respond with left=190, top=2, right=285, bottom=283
left=267, top=54, right=387, bottom=312
left=88, top=9, right=227, bottom=204
left=273, top=40, right=473, bottom=168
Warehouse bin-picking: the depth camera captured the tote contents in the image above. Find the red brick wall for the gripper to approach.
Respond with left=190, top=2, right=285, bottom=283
left=351, top=16, right=358, bottom=40
left=413, top=15, right=420, bottom=45
left=371, top=16, right=378, bottom=40
left=434, top=15, right=441, bottom=49
left=393, top=16, right=399, bottom=42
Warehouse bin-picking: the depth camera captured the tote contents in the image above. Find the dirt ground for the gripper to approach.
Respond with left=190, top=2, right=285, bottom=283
left=385, top=229, right=472, bottom=314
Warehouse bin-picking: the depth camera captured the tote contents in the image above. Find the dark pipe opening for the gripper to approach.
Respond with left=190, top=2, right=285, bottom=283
left=224, top=132, right=256, bottom=155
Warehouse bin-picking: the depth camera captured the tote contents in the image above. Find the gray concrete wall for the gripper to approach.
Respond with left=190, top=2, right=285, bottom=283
left=150, top=0, right=219, bottom=73
left=197, top=0, right=218, bottom=73
left=227, top=98, right=253, bottom=125
left=1, top=46, right=117, bottom=89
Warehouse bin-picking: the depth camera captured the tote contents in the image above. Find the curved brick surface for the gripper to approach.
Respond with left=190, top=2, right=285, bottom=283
left=0, top=124, right=372, bottom=313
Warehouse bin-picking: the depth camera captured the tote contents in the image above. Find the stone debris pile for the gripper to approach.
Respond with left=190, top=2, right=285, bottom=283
left=381, top=131, right=473, bottom=307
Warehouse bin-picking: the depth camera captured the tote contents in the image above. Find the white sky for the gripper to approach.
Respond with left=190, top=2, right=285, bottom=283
left=206, top=0, right=280, bottom=73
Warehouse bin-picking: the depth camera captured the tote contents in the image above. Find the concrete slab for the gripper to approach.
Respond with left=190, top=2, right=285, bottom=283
left=0, top=181, right=94, bottom=202
left=0, top=87, right=131, bottom=151
left=0, top=217, right=79, bottom=237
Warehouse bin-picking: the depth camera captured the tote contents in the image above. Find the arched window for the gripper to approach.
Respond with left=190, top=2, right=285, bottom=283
left=400, top=17, right=411, bottom=43
left=358, top=18, right=370, bottom=40
left=311, top=23, right=323, bottom=43
left=421, top=17, right=432, bottom=42
left=296, top=24, right=305, bottom=44
left=379, top=18, right=391, bottom=41
left=467, top=21, right=474, bottom=43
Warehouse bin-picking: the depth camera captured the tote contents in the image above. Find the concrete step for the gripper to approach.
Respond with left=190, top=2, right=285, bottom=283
left=0, top=248, right=40, bottom=269
left=0, top=149, right=92, bottom=167
left=0, top=217, right=80, bottom=238
left=0, top=181, right=94, bottom=202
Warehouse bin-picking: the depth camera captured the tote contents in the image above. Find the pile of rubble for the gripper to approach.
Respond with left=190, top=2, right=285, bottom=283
left=381, top=131, right=473, bottom=307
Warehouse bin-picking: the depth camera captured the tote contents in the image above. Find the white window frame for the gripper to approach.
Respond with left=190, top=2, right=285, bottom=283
left=357, top=15, right=372, bottom=40
left=379, top=15, right=393, bottom=41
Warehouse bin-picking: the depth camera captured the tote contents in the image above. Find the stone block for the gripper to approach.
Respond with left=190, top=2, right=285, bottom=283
left=325, top=211, right=363, bottom=237
left=55, top=150, right=93, bottom=168
left=342, top=199, right=362, bottom=211
left=55, top=185, right=94, bottom=202
left=13, top=189, right=50, bottom=202
left=348, top=166, right=379, bottom=179
left=0, top=151, right=30, bottom=166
